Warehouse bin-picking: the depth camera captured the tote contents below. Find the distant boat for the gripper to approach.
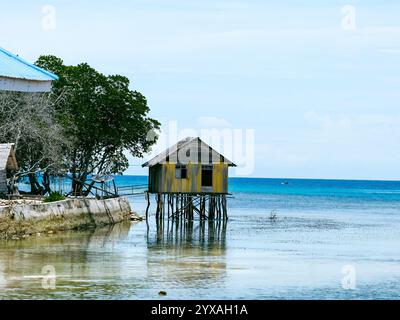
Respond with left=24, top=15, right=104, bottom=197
left=281, top=181, right=289, bottom=185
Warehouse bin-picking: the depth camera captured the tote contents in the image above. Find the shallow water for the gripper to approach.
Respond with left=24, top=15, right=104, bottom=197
left=1, top=177, right=400, bottom=299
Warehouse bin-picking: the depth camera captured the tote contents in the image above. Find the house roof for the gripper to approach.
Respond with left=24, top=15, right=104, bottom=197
left=0, top=47, right=58, bottom=82
left=142, top=137, right=236, bottom=167
left=0, top=144, right=18, bottom=171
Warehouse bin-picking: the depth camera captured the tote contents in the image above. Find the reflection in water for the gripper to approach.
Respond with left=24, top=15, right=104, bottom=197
left=0, top=220, right=228, bottom=299
left=145, top=220, right=227, bottom=289
left=149, top=219, right=227, bottom=249
left=0, top=222, right=137, bottom=299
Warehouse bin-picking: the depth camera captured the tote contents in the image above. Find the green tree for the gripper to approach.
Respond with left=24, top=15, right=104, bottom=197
left=35, top=56, right=160, bottom=195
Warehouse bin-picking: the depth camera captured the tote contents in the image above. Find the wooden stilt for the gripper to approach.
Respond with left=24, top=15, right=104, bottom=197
left=155, top=194, right=159, bottom=220
left=145, top=192, right=150, bottom=220
left=148, top=193, right=228, bottom=222
left=223, top=195, right=228, bottom=220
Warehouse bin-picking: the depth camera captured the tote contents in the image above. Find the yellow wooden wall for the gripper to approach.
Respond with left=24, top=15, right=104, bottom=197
left=150, top=162, right=229, bottom=194
left=212, top=163, right=228, bottom=193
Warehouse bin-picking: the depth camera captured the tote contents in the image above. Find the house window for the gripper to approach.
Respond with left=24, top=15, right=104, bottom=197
left=202, top=165, right=213, bottom=187
left=176, top=165, right=187, bottom=179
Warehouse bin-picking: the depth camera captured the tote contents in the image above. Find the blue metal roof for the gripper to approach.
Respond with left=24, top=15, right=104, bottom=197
left=0, top=47, right=58, bottom=82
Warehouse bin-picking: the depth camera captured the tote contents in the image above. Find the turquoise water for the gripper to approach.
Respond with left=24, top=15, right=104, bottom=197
left=1, top=176, right=400, bottom=299
left=120, top=175, right=400, bottom=211
left=118, top=176, right=400, bottom=299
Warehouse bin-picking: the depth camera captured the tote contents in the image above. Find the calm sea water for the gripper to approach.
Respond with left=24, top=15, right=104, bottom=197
left=1, top=177, right=400, bottom=299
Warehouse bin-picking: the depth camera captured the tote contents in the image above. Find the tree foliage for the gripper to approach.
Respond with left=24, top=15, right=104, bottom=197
left=35, top=56, right=160, bottom=195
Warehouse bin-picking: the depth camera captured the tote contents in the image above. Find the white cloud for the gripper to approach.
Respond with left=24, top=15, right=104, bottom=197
left=379, top=48, right=400, bottom=53
left=257, top=143, right=312, bottom=167
left=305, top=111, right=400, bottom=129
left=304, top=111, right=352, bottom=130
left=197, top=116, right=232, bottom=128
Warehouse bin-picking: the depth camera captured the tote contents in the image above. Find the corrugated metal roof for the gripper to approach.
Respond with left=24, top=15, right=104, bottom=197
left=142, top=137, right=236, bottom=167
left=0, top=144, right=18, bottom=171
left=0, top=47, right=58, bottom=82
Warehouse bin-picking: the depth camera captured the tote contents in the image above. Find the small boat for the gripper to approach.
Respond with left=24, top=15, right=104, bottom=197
left=281, top=181, right=289, bottom=185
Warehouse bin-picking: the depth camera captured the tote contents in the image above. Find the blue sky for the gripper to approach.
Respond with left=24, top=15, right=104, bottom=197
left=1, top=1, right=400, bottom=179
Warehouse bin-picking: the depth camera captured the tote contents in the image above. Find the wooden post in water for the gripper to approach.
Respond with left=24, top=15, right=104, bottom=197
left=222, top=195, right=228, bottom=220
left=152, top=192, right=229, bottom=222
left=145, top=192, right=150, bottom=220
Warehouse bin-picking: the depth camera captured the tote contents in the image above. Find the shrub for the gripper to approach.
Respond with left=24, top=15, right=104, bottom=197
left=44, top=192, right=65, bottom=203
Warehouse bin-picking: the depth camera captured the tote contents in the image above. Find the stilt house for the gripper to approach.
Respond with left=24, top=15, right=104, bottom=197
left=142, top=137, right=236, bottom=220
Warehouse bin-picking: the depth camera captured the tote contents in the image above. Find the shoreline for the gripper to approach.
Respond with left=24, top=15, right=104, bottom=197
left=0, top=197, right=137, bottom=240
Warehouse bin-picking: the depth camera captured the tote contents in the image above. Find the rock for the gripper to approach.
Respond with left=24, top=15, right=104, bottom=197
left=0, top=199, right=44, bottom=207
left=130, top=213, right=143, bottom=221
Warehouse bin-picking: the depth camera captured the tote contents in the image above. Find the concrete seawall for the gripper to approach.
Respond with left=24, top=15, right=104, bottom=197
left=0, top=197, right=135, bottom=240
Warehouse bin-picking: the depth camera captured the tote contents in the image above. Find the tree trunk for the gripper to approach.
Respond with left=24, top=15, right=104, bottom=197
left=71, top=177, right=86, bottom=196
left=42, top=172, right=52, bottom=195
left=28, top=173, right=43, bottom=195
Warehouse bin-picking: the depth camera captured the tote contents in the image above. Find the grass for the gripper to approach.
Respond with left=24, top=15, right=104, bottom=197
left=44, top=192, right=65, bottom=203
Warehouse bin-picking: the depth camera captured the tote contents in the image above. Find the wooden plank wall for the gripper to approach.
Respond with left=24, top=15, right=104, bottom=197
left=149, top=163, right=228, bottom=194
left=0, top=170, right=7, bottom=194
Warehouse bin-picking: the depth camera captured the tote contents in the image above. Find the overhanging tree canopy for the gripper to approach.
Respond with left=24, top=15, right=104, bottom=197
left=35, top=55, right=160, bottom=195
